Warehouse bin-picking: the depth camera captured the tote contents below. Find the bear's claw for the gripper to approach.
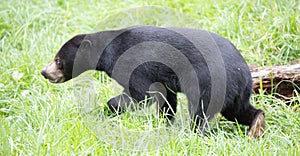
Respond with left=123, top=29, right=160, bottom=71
left=248, top=111, right=265, bottom=138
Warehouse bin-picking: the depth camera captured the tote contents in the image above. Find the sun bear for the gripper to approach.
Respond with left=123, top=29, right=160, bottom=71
left=41, top=26, right=265, bottom=137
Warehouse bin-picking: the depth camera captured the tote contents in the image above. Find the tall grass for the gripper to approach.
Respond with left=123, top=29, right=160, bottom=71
left=0, top=0, right=299, bottom=155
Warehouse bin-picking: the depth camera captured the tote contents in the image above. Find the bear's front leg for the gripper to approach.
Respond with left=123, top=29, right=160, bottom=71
left=107, top=94, right=134, bottom=115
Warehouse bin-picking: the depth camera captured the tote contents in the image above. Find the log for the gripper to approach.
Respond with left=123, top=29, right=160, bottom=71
left=250, top=64, right=300, bottom=99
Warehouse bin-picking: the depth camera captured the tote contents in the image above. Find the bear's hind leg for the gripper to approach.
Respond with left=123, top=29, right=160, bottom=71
left=222, top=104, right=265, bottom=138
left=248, top=108, right=265, bottom=138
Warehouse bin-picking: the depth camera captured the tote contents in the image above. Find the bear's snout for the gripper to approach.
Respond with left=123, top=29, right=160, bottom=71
left=41, top=61, right=66, bottom=83
left=41, top=69, right=48, bottom=79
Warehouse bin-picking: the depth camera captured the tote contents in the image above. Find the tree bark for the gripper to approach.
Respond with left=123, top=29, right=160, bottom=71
left=250, top=64, right=300, bottom=98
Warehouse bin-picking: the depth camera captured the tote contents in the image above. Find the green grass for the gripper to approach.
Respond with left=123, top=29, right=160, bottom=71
left=0, top=0, right=299, bottom=155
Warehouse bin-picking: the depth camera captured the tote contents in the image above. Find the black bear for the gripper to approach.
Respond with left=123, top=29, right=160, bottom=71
left=41, top=26, right=265, bottom=137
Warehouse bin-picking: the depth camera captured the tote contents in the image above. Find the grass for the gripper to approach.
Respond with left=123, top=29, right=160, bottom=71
left=0, top=0, right=299, bottom=155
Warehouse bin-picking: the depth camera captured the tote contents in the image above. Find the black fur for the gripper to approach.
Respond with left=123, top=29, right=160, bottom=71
left=47, top=26, right=264, bottom=134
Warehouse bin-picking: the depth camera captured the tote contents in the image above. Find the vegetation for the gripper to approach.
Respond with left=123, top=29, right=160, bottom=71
left=0, top=0, right=299, bottom=155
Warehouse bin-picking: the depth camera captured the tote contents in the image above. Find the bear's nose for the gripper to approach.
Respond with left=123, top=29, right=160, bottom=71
left=41, top=69, right=48, bottom=79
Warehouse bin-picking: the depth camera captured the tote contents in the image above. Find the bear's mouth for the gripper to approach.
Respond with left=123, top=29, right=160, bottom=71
left=41, top=61, right=66, bottom=83
left=48, top=77, right=65, bottom=83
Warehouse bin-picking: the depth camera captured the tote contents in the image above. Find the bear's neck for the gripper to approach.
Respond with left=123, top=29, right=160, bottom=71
left=96, top=51, right=115, bottom=77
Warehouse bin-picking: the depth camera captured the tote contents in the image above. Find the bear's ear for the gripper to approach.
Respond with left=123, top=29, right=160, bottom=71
left=70, top=34, right=86, bottom=48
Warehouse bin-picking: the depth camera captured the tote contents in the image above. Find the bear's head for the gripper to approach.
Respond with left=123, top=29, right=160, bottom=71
left=41, top=34, right=86, bottom=83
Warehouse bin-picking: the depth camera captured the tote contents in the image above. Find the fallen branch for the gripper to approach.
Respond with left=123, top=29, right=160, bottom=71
left=250, top=64, right=300, bottom=98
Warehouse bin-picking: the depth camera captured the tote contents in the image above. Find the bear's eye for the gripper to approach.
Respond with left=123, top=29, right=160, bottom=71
left=55, top=59, right=63, bottom=69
